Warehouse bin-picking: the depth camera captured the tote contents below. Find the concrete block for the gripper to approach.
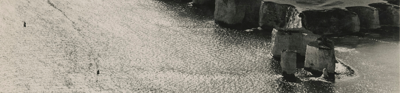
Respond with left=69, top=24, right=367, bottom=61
left=304, top=38, right=336, bottom=80
left=271, top=28, right=320, bottom=58
left=369, top=3, right=400, bottom=27
left=346, top=6, right=381, bottom=30
left=300, top=8, right=360, bottom=35
left=281, top=50, right=298, bottom=82
left=214, top=0, right=262, bottom=28
left=259, top=1, right=302, bottom=29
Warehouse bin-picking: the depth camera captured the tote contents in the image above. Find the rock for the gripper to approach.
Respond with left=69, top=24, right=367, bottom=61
left=259, top=1, right=302, bottom=29
left=281, top=50, right=298, bottom=82
left=369, top=3, right=400, bottom=27
left=271, top=28, right=320, bottom=58
left=334, top=60, right=356, bottom=80
left=214, top=0, right=262, bottom=29
left=300, top=8, right=360, bottom=35
left=192, top=0, right=215, bottom=5
left=304, top=37, right=336, bottom=80
left=385, top=0, right=400, bottom=5
left=346, top=6, right=381, bottom=30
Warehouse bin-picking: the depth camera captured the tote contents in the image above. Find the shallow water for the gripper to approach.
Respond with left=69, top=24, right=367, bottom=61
left=0, top=0, right=398, bottom=92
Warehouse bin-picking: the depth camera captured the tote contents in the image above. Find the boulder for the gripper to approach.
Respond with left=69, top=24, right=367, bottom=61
left=259, top=1, right=302, bottom=29
left=300, top=8, right=360, bottom=35
left=281, top=50, right=298, bottom=82
left=346, top=6, right=381, bottom=30
left=369, top=3, right=400, bottom=27
left=304, top=37, right=336, bottom=81
left=214, top=0, right=262, bottom=28
left=271, top=28, right=320, bottom=58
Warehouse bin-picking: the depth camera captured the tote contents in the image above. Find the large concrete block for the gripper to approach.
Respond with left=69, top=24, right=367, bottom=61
left=304, top=38, right=336, bottom=81
left=259, top=1, right=302, bottom=29
left=281, top=50, right=298, bottom=82
left=369, top=3, right=400, bottom=27
left=271, top=28, right=320, bottom=58
left=214, top=0, right=262, bottom=28
left=300, top=8, right=360, bottom=35
left=346, top=6, right=381, bottom=30
left=215, top=0, right=244, bottom=25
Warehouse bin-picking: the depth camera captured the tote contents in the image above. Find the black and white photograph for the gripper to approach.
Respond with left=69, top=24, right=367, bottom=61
left=0, top=0, right=399, bottom=92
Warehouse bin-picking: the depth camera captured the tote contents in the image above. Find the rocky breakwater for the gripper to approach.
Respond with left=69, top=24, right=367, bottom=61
left=214, top=0, right=263, bottom=28
left=265, top=0, right=399, bottom=35
left=271, top=28, right=339, bottom=82
left=210, top=0, right=396, bottom=82
left=213, top=0, right=398, bottom=34
left=271, top=28, right=354, bottom=82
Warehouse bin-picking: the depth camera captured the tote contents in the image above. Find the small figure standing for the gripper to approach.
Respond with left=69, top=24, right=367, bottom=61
left=23, top=22, right=26, bottom=27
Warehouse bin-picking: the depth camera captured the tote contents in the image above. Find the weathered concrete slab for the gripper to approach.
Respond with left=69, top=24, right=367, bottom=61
left=271, top=28, right=320, bottom=58
left=300, top=8, right=360, bottom=35
left=214, top=0, right=262, bottom=28
left=346, top=6, right=381, bottom=30
left=259, top=1, right=302, bottom=29
left=369, top=3, right=400, bottom=27
left=281, top=50, right=298, bottom=82
left=304, top=38, right=336, bottom=80
left=214, top=0, right=244, bottom=26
